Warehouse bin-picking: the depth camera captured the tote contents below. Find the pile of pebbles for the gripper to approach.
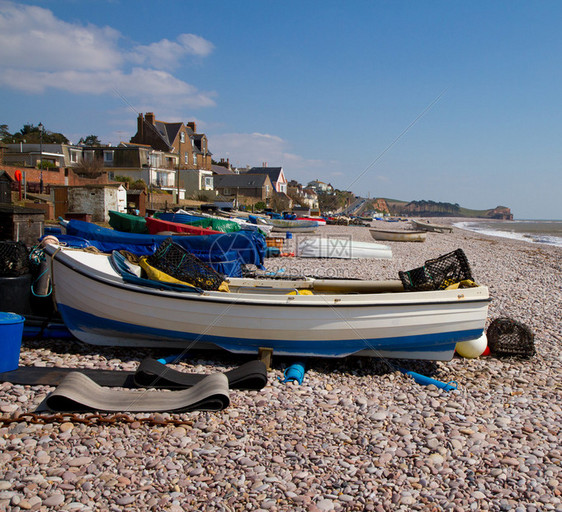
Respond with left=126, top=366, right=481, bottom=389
left=0, top=220, right=560, bottom=511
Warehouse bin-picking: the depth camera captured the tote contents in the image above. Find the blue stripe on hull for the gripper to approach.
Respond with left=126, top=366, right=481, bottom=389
left=58, top=304, right=481, bottom=358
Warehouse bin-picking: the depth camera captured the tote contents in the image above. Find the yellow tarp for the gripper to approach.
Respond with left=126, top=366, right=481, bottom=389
left=445, top=279, right=478, bottom=290
left=138, top=257, right=230, bottom=292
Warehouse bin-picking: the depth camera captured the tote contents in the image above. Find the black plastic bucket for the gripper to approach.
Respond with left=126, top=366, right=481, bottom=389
left=0, top=273, right=33, bottom=315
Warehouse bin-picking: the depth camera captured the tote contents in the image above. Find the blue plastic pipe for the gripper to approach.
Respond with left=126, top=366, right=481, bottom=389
left=399, top=368, right=458, bottom=391
left=157, top=353, right=189, bottom=364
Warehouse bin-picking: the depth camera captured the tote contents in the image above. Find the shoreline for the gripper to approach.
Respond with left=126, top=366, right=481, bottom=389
left=0, top=223, right=560, bottom=511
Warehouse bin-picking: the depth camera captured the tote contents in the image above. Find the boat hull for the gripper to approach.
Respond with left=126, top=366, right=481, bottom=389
left=47, top=247, right=490, bottom=361
left=411, top=219, right=453, bottom=233
left=370, top=229, right=427, bottom=242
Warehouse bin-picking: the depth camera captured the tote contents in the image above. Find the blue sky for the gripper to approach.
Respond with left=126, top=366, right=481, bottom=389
left=1, top=0, right=561, bottom=219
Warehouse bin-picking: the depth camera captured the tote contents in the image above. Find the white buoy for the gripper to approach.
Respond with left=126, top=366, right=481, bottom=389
left=456, top=333, right=488, bottom=358
left=40, top=235, right=59, bottom=247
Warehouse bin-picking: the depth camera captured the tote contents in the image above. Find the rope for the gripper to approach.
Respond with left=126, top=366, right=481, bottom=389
left=29, top=245, right=52, bottom=298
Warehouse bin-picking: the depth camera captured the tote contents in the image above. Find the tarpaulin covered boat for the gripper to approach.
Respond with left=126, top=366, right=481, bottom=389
left=61, top=219, right=266, bottom=273
left=108, top=210, right=148, bottom=234
left=154, top=212, right=242, bottom=234
left=145, top=216, right=222, bottom=236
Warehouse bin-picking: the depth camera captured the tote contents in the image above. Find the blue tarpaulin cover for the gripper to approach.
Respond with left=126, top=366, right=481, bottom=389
left=62, top=220, right=266, bottom=274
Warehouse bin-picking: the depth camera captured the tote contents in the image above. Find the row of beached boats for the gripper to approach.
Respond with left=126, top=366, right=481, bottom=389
left=37, top=210, right=489, bottom=362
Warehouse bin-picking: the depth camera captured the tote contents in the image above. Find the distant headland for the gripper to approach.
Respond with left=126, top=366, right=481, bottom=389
left=365, top=198, right=513, bottom=220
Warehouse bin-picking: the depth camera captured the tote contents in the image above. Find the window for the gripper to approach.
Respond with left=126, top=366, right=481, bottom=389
left=180, top=132, right=185, bottom=143
left=223, top=188, right=230, bottom=195
left=204, top=176, right=213, bottom=189
left=70, top=151, right=79, bottom=163
left=184, top=152, right=188, bottom=165
left=265, top=185, right=270, bottom=195
left=149, top=154, right=160, bottom=167
left=193, top=154, right=197, bottom=166
left=104, top=151, right=114, bottom=163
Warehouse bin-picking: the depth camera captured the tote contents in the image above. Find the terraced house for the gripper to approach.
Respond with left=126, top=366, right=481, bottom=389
left=130, top=112, right=214, bottom=200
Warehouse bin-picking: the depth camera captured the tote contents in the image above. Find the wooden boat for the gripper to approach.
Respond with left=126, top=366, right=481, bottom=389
left=370, top=229, right=427, bottom=242
left=42, top=244, right=490, bottom=361
left=411, top=219, right=453, bottom=233
left=268, top=219, right=318, bottom=233
left=297, top=237, right=392, bottom=259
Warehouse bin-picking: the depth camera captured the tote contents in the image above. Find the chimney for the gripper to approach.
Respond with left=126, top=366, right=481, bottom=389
left=187, top=122, right=196, bottom=132
left=145, top=112, right=155, bottom=125
left=137, top=114, right=144, bottom=139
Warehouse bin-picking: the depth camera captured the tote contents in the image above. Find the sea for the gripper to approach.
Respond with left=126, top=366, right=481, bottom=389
left=454, top=220, right=562, bottom=248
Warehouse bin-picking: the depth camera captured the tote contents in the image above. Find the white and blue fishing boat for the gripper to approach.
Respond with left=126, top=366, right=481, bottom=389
left=43, top=243, right=490, bottom=361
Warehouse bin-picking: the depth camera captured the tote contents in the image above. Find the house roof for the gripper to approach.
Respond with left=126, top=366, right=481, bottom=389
left=0, top=170, right=14, bottom=182
left=153, top=121, right=182, bottom=149
left=211, top=165, right=234, bottom=175
left=248, top=167, right=283, bottom=182
left=191, top=134, right=212, bottom=157
left=214, top=173, right=270, bottom=188
left=119, top=142, right=152, bottom=149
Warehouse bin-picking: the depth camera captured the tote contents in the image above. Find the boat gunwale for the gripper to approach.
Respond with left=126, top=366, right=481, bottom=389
left=46, top=245, right=491, bottom=308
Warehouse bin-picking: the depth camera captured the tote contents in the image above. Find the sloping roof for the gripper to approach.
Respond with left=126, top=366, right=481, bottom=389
left=0, top=170, right=14, bottom=182
left=211, top=165, right=234, bottom=175
left=119, top=141, right=152, bottom=149
left=154, top=121, right=182, bottom=148
left=248, top=167, right=283, bottom=182
left=214, top=173, right=269, bottom=188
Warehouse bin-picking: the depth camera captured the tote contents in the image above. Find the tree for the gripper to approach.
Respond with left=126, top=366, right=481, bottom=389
left=0, top=124, right=11, bottom=141
left=78, top=135, right=102, bottom=146
left=269, top=193, right=291, bottom=212
left=72, top=155, right=105, bottom=178
left=6, top=123, right=69, bottom=144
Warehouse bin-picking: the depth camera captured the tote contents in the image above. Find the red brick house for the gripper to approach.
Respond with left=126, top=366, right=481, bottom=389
left=129, top=113, right=212, bottom=171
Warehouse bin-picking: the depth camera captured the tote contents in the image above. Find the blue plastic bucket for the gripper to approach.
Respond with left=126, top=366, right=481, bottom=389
left=0, top=312, right=25, bottom=372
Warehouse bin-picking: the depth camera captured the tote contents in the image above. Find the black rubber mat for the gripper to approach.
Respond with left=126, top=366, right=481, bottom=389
left=0, top=359, right=268, bottom=391
left=42, top=372, right=230, bottom=413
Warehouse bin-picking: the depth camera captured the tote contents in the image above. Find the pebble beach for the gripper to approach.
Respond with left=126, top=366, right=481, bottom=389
left=1, top=219, right=561, bottom=512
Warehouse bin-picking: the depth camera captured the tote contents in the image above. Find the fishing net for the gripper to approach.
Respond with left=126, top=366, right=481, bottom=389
left=0, top=241, right=30, bottom=277
left=146, top=238, right=226, bottom=291
left=487, top=317, right=535, bottom=357
left=399, top=248, right=473, bottom=291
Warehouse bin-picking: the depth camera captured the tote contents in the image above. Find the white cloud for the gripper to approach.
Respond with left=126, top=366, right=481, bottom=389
left=0, top=2, right=215, bottom=109
left=210, top=132, right=335, bottom=183
left=131, top=34, right=214, bottom=70
left=0, top=67, right=216, bottom=107
left=0, top=2, right=122, bottom=71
